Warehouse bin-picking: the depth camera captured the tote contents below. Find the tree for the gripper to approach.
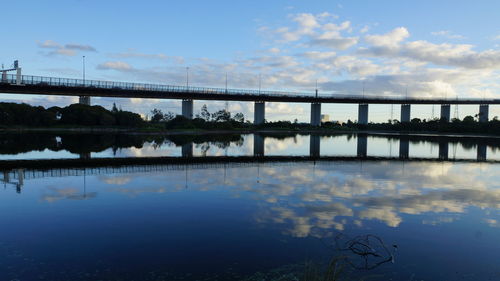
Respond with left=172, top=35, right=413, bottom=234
left=233, top=112, right=244, bottom=123
left=463, top=115, right=475, bottom=123
left=200, top=104, right=211, bottom=121
left=150, top=108, right=164, bottom=123
left=111, top=103, right=119, bottom=113
left=164, top=111, right=175, bottom=121
left=212, top=109, right=231, bottom=122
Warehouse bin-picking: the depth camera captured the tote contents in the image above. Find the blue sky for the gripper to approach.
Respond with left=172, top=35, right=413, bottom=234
left=1, top=0, right=500, bottom=122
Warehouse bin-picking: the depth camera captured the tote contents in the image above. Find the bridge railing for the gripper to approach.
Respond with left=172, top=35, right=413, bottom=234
left=1, top=73, right=496, bottom=102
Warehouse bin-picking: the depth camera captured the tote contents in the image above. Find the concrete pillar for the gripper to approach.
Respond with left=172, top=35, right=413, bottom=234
left=254, top=102, right=265, bottom=125
left=438, top=141, right=449, bottom=160
left=79, top=96, right=91, bottom=105
left=16, top=67, right=22, bottom=85
left=253, top=134, right=265, bottom=156
left=310, top=103, right=322, bottom=126
left=357, top=134, right=367, bottom=158
left=440, top=104, right=451, bottom=122
left=1, top=71, right=7, bottom=83
left=358, top=104, right=369, bottom=125
left=477, top=144, right=487, bottom=161
left=182, top=99, right=194, bottom=119
left=181, top=143, right=193, bottom=158
left=399, top=138, right=409, bottom=159
left=309, top=135, right=320, bottom=157
left=401, top=104, right=411, bottom=123
left=479, top=104, right=489, bottom=123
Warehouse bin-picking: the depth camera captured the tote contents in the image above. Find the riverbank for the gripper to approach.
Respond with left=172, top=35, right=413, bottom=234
left=2, top=126, right=500, bottom=139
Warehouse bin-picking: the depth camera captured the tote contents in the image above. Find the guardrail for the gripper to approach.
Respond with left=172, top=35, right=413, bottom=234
left=0, top=73, right=497, bottom=102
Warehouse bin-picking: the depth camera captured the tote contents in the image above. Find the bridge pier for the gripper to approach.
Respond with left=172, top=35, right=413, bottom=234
left=79, top=96, right=91, bottom=105
left=182, top=99, right=194, bottom=119
left=438, top=141, right=449, bottom=160
left=16, top=67, right=22, bottom=85
left=358, top=104, right=369, bottom=125
left=253, top=134, right=265, bottom=156
left=310, top=103, right=321, bottom=126
left=401, top=104, right=411, bottom=123
left=181, top=143, right=193, bottom=157
left=357, top=134, right=368, bottom=157
left=440, top=104, right=451, bottom=122
left=477, top=144, right=487, bottom=161
left=479, top=104, right=489, bottom=123
left=309, top=135, right=320, bottom=157
left=254, top=101, right=265, bottom=125
left=399, top=138, right=409, bottom=159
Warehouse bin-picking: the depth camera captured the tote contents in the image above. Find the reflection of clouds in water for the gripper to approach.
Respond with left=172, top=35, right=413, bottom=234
left=483, top=218, right=500, bottom=228
left=99, top=175, right=133, bottom=185
left=264, top=136, right=306, bottom=155
left=41, top=186, right=97, bottom=203
left=227, top=162, right=500, bottom=237
left=85, top=161, right=500, bottom=237
left=107, top=186, right=168, bottom=197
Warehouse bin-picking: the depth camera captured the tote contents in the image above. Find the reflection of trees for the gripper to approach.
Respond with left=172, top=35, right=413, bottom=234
left=0, top=133, right=245, bottom=155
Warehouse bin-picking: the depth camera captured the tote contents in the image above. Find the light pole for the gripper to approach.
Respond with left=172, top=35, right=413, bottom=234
left=186, top=67, right=189, bottom=88
left=82, top=55, right=86, bottom=86
left=258, top=73, right=262, bottom=94
left=225, top=72, right=228, bottom=93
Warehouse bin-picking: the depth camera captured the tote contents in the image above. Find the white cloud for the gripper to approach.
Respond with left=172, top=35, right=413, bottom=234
left=431, top=30, right=466, bottom=40
left=37, top=40, right=97, bottom=56
left=97, top=61, right=133, bottom=71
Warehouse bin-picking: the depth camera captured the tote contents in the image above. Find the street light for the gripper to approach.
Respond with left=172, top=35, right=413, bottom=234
left=186, top=67, right=189, bottom=88
left=258, top=73, right=262, bottom=94
left=82, top=56, right=86, bottom=86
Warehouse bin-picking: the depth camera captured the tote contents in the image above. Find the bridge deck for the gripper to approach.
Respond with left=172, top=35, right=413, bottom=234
left=1, top=74, right=498, bottom=104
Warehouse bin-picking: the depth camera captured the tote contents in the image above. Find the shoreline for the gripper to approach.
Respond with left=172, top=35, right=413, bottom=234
left=1, top=126, right=500, bottom=139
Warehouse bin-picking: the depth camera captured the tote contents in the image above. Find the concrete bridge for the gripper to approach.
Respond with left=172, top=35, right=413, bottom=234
left=1, top=74, right=498, bottom=124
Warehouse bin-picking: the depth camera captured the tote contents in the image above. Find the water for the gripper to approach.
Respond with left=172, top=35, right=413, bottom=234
left=1, top=132, right=500, bottom=280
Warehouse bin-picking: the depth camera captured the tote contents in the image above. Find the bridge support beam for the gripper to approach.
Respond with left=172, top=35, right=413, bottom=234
left=439, top=141, right=449, bottom=160
left=182, top=99, right=194, bottom=119
left=399, top=138, right=409, bottom=159
left=477, top=144, right=487, bottom=161
left=310, top=135, right=320, bottom=157
left=357, top=134, right=367, bottom=158
left=440, top=104, right=451, bottom=122
left=479, top=104, right=489, bottom=123
left=253, top=134, right=265, bottom=156
left=254, top=101, right=265, bottom=125
left=401, top=104, right=411, bottom=123
left=358, top=104, right=369, bottom=125
left=182, top=143, right=193, bottom=158
left=310, top=103, right=321, bottom=126
left=79, top=96, right=91, bottom=105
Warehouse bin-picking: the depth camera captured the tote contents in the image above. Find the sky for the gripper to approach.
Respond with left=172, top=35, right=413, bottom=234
left=1, top=0, right=500, bottom=122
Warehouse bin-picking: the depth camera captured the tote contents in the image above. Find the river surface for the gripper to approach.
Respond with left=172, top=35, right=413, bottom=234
left=1, top=132, right=500, bottom=280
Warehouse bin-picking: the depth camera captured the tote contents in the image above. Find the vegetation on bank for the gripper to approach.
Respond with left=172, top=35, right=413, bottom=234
left=1, top=102, right=500, bottom=135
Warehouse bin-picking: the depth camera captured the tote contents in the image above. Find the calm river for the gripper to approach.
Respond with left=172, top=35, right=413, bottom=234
left=1, top=132, right=499, bottom=280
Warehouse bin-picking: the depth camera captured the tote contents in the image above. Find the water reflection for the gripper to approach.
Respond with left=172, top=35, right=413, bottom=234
left=1, top=134, right=500, bottom=280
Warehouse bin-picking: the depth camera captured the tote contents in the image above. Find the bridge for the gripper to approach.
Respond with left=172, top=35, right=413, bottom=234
left=2, top=153, right=498, bottom=192
left=1, top=73, right=498, bottom=125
